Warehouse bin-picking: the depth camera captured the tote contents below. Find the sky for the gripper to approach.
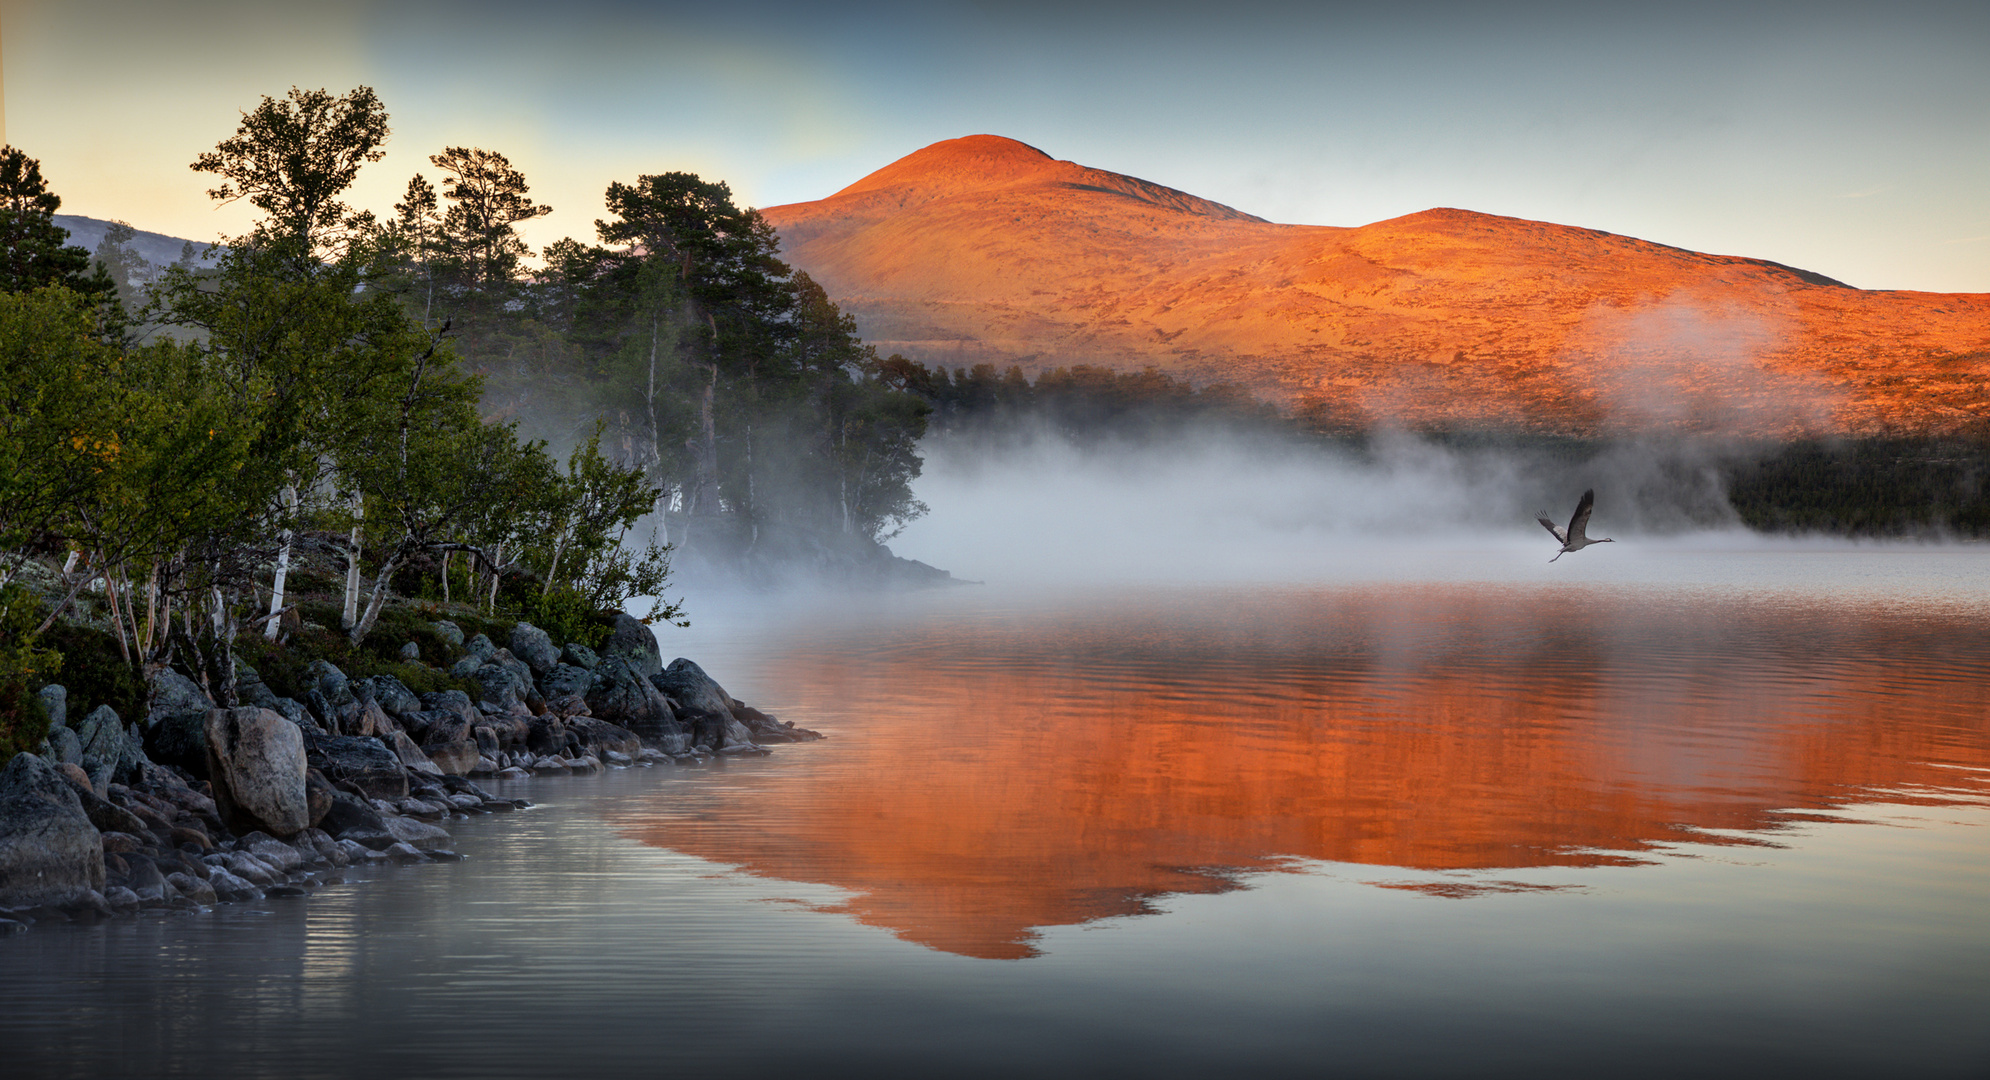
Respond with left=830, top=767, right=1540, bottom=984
left=4, top=0, right=1986, bottom=292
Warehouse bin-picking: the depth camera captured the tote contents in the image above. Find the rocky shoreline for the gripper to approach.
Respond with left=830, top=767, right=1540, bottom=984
left=0, top=612, right=818, bottom=932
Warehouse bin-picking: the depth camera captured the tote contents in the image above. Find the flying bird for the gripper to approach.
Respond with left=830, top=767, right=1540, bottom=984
left=1538, top=489, right=1613, bottom=563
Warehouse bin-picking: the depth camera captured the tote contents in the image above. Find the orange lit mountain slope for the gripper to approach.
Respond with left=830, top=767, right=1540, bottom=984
left=762, top=135, right=1990, bottom=436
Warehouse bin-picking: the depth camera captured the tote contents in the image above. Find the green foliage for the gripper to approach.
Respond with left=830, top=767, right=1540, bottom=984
left=1722, top=438, right=1990, bottom=536
left=191, top=86, right=389, bottom=253
left=0, top=583, right=59, bottom=758
left=0, top=146, right=118, bottom=313
left=38, top=620, right=144, bottom=726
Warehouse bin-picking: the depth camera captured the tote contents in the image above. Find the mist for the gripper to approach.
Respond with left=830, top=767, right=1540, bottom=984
left=886, top=424, right=1895, bottom=587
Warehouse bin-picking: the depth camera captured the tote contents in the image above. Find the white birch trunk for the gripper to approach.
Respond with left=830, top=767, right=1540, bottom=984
left=265, top=481, right=298, bottom=640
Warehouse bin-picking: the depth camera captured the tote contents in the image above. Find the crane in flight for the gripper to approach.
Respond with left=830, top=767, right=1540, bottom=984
left=1538, top=489, right=1613, bottom=563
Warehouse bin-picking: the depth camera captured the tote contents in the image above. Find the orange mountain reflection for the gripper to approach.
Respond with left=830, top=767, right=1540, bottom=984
left=614, top=587, right=1990, bottom=958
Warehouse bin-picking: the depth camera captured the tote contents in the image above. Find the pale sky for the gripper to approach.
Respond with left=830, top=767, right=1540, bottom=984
left=5, top=0, right=1987, bottom=292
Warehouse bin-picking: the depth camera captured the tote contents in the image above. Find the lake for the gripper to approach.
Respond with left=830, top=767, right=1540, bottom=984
left=3, top=546, right=1988, bottom=1078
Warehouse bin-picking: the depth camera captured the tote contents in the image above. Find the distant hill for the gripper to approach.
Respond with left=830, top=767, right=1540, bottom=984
left=53, top=214, right=221, bottom=272
left=763, top=135, right=1990, bottom=436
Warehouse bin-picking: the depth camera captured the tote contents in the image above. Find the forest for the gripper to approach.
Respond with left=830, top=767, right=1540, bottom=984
left=0, top=86, right=932, bottom=754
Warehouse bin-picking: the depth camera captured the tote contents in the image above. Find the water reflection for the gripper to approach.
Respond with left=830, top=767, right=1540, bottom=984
left=617, top=584, right=1990, bottom=958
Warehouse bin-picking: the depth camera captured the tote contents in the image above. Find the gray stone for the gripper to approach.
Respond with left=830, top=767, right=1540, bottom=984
left=463, top=634, right=497, bottom=664
left=47, top=725, right=82, bottom=766
left=238, top=832, right=306, bottom=872
left=357, top=676, right=422, bottom=722
left=537, top=664, right=595, bottom=716
left=469, top=663, right=528, bottom=713
left=36, top=685, right=66, bottom=729
left=75, top=706, right=126, bottom=765
left=337, top=838, right=380, bottom=863
left=302, top=732, right=409, bottom=801
left=146, top=669, right=212, bottom=723
left=586, top=658, right=683, bottom=744
left=654, top=658, right=753, bottom=747
left=234, top=660, right=285, bottom=713
left=386, top=730, right=443, bottom=777
left=126, top=855, right=170, bottom=906
left=382, top=841, right=427, bottom=863
left=509, top=622, right=560, bottom=676
left=143, top=711, right=209, bottom=778
left=599, top=613, right=662, bottom=677
left=568, top=717, right=642, bottom=760
left=304, top=660, right=355, bottom=708
left=447, top=655, right=481, bottom=679
left=269, top=697, right=309, bottom=728
left=398, top=640, right=421, bottom=662
left=103, top=885, right=141, bottom=912
left=0, top=753, right=105, bottom=908
left=381, top=815, right=453, bottom=852
left=560, top=642, right=600, bottom=670
left=204, top=867, right=258, bottom=901
left=168, top=871, right=217, bottom=906
left=219, top=851, right=280, bottom=886
left=432, top=620, right=465, bottom=649
left=205, top=707, right=310, bottom=837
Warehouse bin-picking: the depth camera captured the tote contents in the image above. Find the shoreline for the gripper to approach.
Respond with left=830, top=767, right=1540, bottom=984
left=0, top=610, right=818, bottom=932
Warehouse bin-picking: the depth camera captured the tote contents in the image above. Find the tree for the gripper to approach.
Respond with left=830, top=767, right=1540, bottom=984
left=191, top=86, right=389, bottom=254
left=0, top=147, right=116, bottom=305
left=431, top=146, right=551, bottom=292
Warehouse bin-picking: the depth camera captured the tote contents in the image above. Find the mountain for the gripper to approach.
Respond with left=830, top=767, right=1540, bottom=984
left=54, top=215, right=222, bottom=271
left=762, top=136, right=1990, bottom=436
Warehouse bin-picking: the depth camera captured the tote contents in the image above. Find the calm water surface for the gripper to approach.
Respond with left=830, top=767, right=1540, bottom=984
left=4, top=547, right=1989, bottom=1078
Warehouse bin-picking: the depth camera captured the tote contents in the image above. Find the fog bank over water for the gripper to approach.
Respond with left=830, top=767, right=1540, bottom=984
left=885, top=428, right=1975, bottom=589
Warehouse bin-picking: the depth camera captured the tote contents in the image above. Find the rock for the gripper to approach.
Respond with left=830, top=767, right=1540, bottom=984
left=654, top=659, right=755, bottom=748
left=560, top=642, right=600, bottom=670
left=568, top=717, right=642, bottom=760
left=382, top=841, right=427, bottom=864
left=99, top=830, right=144, bottom=854
left=304, top=660, right=355, bottom=709
left=233, top=660, right=286, bottom=714
left=0, top=753, right=105, bottom=908
left=68, top=782, right=150, bottom=838
left=497, top=766, right=530, bottom=780
left=525, top=716, right=569, bottom=756
left=218, top=851, right=279, bottom=886
left=102, top=885, right=140, bottom=912
left=357, top=676, right=423, bottom=723
left=55, top=762, right=92, bottom=796
left=74, top=706, right=127, bottom=767
left=46, top=725, right=82, bottom=766
left=317, top=791, right=394, bottom=849
left=169, top=826, right=214, bottom=852
left=537, top=663, right=595, bottom=717
left=599, top=613, right=662, bottom=677
left=469, top=663, right=528, bottom=713
left=168, top=871, right=217, bottom=906
left=205, top=707, right=311, bottom=838
left=301, top=732, right=409, bottom=801
left=36, top=685, right=67, bottom=729
left=304, top=769, right=335, bottom=830
left=382, top=815, right=453, bottom=852
left=509, top=622, right=560, bottom=675
left=264, top=883, right=306, bottom=897
left=433, top=620, right=465, bottom=649
left=269, top=697, right=309, bottom=728
left=463, top=634, right=497, bottom=664
left=143, top=711, right=209, bottom=778
left=126, top=856, right=170, bottom=906
left=238, top=832, right=306, bottom=873
left=204, top=867, right=258, bottom=901
left=145, top=669, right=212, bottom=723
left=337, top=839, right=381, bottom=863
left=398, top=640, right=421, bottom=662
left=385, top=730, right=443, bottom=777
left=424, top=739, right=478, bottom=777
left=585, top=659, right=684, bottom=744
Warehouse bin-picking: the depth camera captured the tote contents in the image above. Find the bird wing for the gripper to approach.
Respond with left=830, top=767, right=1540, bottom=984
left=1536, top=516, right=1567, bottom=544
left=1566, top=489, right=1595, bottom=542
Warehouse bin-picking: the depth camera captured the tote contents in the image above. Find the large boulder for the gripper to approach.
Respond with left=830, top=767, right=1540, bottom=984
left=317, top=790, right=394, bottom=848
left=74, top=706, right=126, bottom=767
left=384, top=730, right=443, bottom=777
left=468, top=663, right=528, bottom=714
left=599, top=613, right=662, bottom=677
left=655, top=658, right=754, bottom=748
left=560, top=642, right=600, bottom=671
left=463, top=634, right=497, bottom=665
left=432, top=620, right=465, bottom=650
left=302, top=731, right=409, bottom=801
left=44, top=725, right=82, bottom=767
left=585, top=658, right=683, bottom=743
left=355, top=675, right=422, bottom=723
left=0, top=752, right=105, bottom=909
left=537, top=663, right=595, bottom=717
left=205, top=707, right=310, bottom=838
left=233, top=660, right=286, bottom=714
left=508, top=622, right=560, bottom=676
left=145, top=668, right=212, bottom=723
left=568, top=717, right=642, bottom=760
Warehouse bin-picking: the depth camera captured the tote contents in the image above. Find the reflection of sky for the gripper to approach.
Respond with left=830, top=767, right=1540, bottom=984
left=7, top=0, right=1988, bottom=290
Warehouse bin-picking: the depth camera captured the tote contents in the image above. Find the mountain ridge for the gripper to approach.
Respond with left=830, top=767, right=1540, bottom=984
left=763, top=136, right=1990, bottom=436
